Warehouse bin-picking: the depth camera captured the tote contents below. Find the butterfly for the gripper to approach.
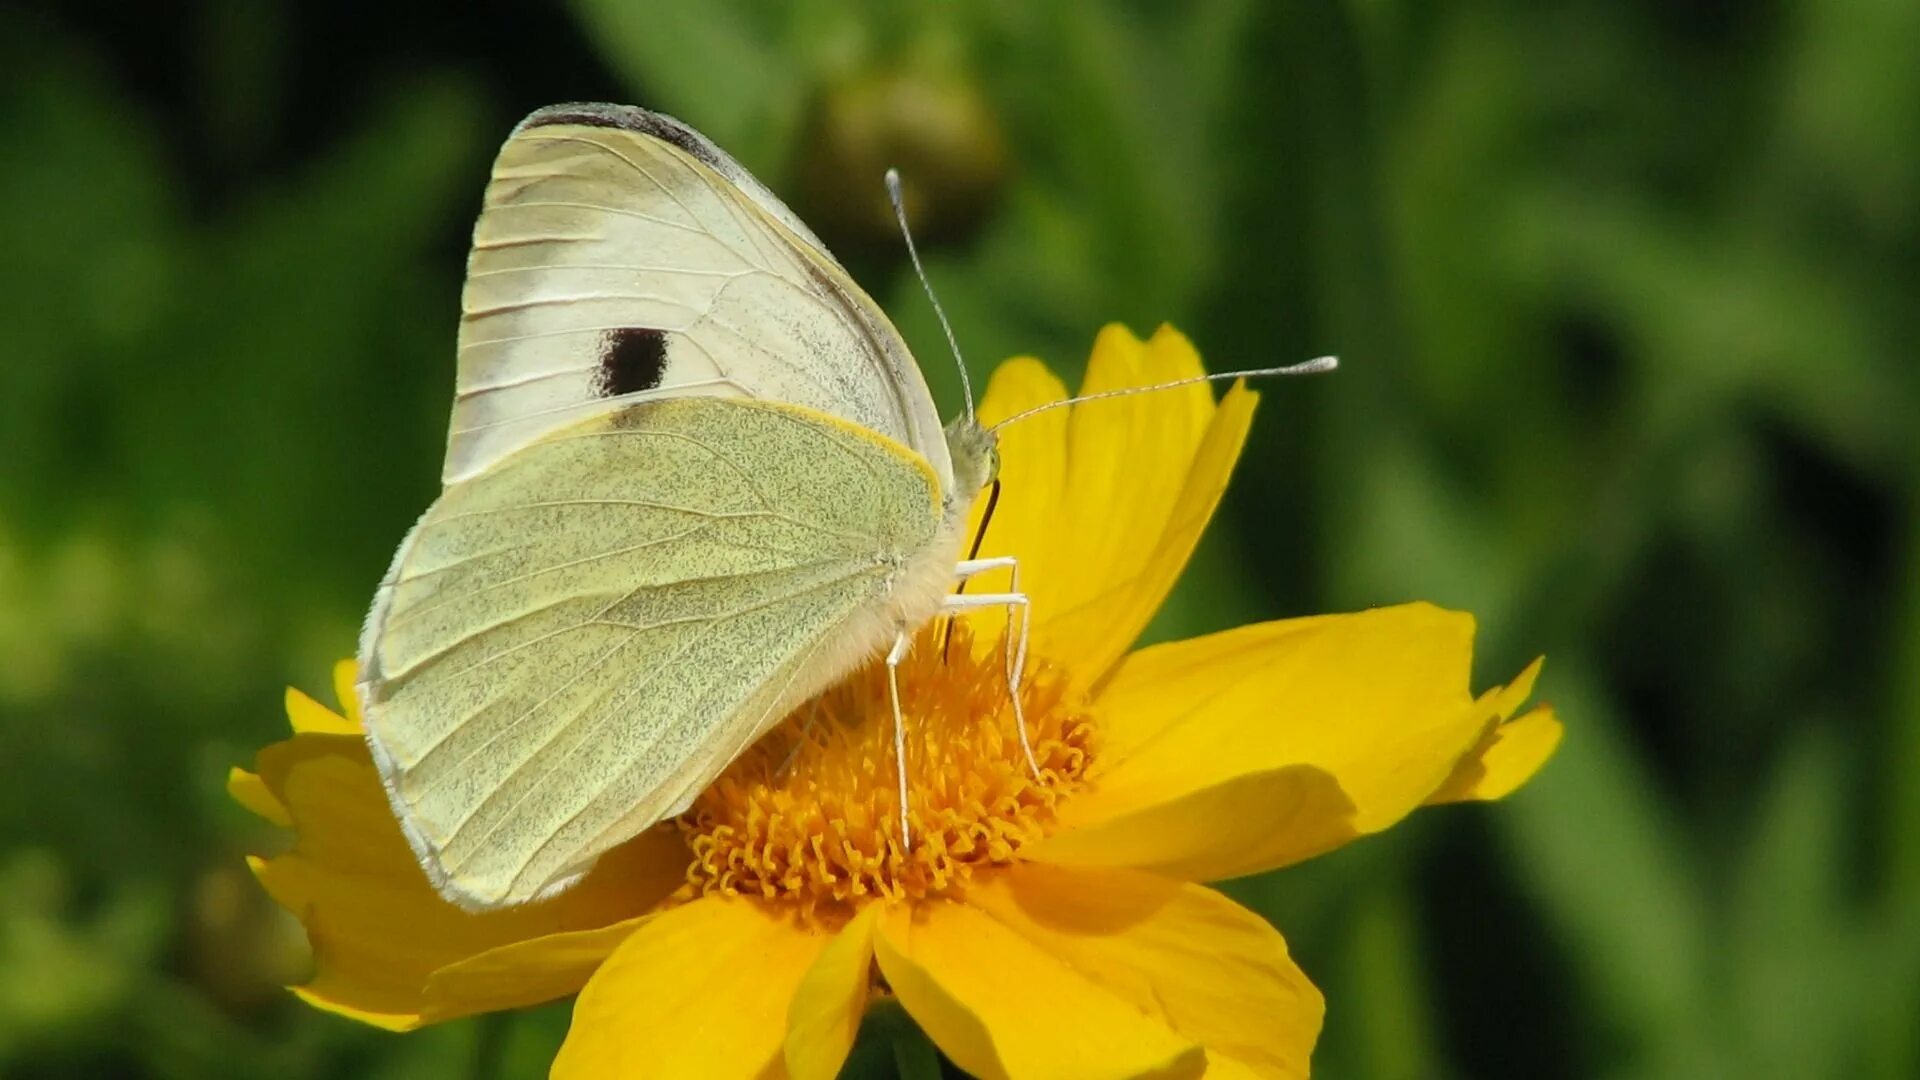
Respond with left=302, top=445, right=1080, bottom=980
left=355, top=103, right=1017, bottom=910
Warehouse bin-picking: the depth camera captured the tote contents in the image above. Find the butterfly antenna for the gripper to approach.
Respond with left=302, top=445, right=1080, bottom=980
left=987, top=356, right=1340, bottom=432
left=886, top=168, right=975, bottom=422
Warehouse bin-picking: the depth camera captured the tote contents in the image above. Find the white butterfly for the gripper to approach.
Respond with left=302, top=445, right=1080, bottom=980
left=355, top=103, right=1016, bottom=910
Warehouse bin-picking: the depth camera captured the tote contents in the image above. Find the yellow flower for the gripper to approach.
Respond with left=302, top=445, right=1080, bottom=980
left=233, top=324, right=1561, bottom=1078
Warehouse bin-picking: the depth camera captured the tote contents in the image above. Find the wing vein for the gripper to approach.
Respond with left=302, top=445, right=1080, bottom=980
left=520, top=135, right=763, bottom=269
left=489, top=200, right=736, bottom=246
left=435, top=563, right=886, bottom=860
left=380, top=521, right=723, bottom=633
left=463, top=291, right=702, bottom=319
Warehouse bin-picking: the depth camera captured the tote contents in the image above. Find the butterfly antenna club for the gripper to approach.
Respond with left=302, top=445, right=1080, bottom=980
left=886, top=168, right=975, bottom=422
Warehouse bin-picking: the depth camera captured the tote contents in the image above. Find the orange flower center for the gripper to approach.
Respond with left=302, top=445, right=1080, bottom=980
left=677, top=623, right=1095, bottom=921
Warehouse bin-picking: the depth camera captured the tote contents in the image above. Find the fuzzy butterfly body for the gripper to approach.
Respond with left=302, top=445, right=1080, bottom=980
left=358, top=103, right=996, bottom=910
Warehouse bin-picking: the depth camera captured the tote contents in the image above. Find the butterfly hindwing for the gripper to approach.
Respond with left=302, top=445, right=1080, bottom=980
left=361, top=397, right=943, bottom=908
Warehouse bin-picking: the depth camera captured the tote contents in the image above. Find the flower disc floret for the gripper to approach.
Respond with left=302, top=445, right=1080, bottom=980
left=679, top=624, right=1094, bottom=918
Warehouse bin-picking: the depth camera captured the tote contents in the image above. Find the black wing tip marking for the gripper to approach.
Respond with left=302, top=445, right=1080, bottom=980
left=519, top=103, right=723, bottom=168
left=595, top=328, right=669, bottom=397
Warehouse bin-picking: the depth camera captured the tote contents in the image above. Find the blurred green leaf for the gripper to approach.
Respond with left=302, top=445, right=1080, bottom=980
left=1333, top=879, right=1445, bottom=1080
left=1726, top=732, right=1858, bottom=1076
left=1497, top=666, right=1714, bottom=1071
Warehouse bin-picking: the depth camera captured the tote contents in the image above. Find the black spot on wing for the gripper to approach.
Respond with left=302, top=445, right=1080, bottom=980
left=520, top=103, right=723, bottom=169
left=595, top=328, right=669, bottom=397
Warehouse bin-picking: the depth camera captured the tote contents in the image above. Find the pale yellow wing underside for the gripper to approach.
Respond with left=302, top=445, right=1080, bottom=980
left=358, top=397, right=942, bottom=908
left=449, top=103, right=951, bottom=491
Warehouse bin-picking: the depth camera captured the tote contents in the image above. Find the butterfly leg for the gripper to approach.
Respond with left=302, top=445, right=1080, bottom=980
left=939, top=582, right=1039, bottom=778
left=940, top=555, right=1019, bottom=661
left=952, top=556, right=1018, bottom=582
left=952, top=559, right=1027, bottom=685
left=886, top=629, right=913, bottom=851
left=945, top=557, right=1039, bottom=778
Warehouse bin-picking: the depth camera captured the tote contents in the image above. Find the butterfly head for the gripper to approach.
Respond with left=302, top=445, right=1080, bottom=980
left=944, top=416, right=1000, bottom=504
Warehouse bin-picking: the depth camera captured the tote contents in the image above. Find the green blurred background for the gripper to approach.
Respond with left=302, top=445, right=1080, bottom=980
left=4, top=1, right=1916, bottom=1076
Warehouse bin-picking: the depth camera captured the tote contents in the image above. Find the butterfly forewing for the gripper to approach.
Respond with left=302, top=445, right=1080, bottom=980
left=447, top=104, right=951, bottom=489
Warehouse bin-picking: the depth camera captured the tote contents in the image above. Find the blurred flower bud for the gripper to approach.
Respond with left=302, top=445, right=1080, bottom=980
left=793, top=65, right=1009, bottom=249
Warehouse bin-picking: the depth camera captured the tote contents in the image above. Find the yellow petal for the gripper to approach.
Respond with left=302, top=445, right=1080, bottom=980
left=420, top=914, right=653, bottom=1024
left=552, top=898, right=831, bottom=1080
left=785, top=905, right=880, bottom=1080
left=284, top=686, right=357, bottom=736
left=331, top=657, right=363, bottom=726
left=969, top=325, right=1256, bottom=682
left=227, top=765, right=289, bottom=827
left=961, top=356, right=1072, bottom=652
left=249, top=733, right=684, bottom=1026
left=287, top=921, right=422, bottom=1031
left=1427, top=703, right=1563, bottom=803
left=1481, top=655, right=1544, bottom=721
left=1031, top=604, right=1515, bottom=879
left=1024, top=767, right=1361, bottom=885
left=972, top=864, right=1320, bottom=1076
left=873, top=900, right=1204, bottom=1080
left=1050, top=327, right=1249, bottom=680
left=1201, top=1057, right=1270, bottom=1079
